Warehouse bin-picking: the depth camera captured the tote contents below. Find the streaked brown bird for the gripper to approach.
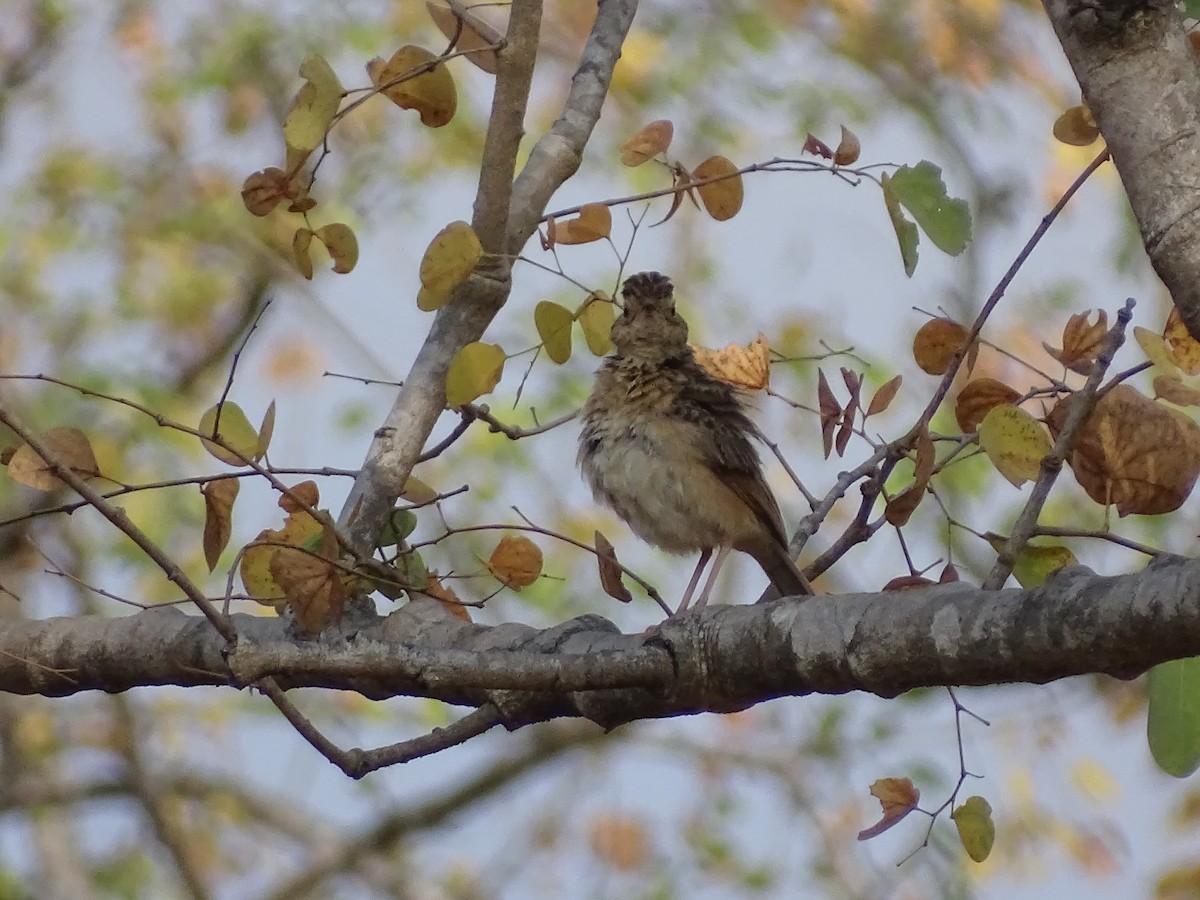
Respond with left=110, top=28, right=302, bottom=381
left=578, top=271, right=813, bottom=613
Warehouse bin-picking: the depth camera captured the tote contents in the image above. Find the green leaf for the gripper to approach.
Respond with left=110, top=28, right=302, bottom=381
left=951, top=796, right=995, bottom=863
left=579, top=293, right=615, bottom=356
left=888, top=161, right=972, bottom=256
left=534, top=300, right=574, bottom=364
left=1148, top=657, right=1200, bottom=777
left=882, top=172, right=919, bottom=277
left=198, top=402, right=261, bottom=466
left=445, top=341, right=506, bottom=407
left=379, top=508, right=418, bottom=547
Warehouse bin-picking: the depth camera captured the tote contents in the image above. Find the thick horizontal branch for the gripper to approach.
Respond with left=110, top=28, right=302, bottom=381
left=3, top=556, right=1199, bottom=730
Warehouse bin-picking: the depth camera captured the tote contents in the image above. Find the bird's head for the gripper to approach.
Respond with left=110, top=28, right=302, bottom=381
left=611, top=271, right=689, bottom=360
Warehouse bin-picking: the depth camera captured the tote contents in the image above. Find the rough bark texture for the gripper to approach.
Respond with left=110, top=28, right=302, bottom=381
left=5, top=557, right=1199, bottom=730
left=1043, top=0, right=1200, bottom=339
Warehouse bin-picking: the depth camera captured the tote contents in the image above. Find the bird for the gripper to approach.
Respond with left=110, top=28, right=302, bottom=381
left=578, top=270, right=813, bottom=613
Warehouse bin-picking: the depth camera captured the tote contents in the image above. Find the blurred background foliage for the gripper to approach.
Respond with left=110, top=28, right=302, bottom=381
left=0, top=1, right=1193, bottom=898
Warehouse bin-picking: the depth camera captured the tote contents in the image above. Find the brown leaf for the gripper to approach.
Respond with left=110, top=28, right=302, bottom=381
left=7, top=428, right=101, bottom=491
left=865, top=375, right=903, bottom=418
left=424, top=0, right=503, bottom=74
left=690, top=334, right=770, bottom=390
left=652, top=164, right=695, bottom=227
left=881, top=574, right=936, bottom=591
left=885, top=429, right=934, bottom=526
left=425, top=570, right=472, bottom=621
left=1045, top=309, right=1107, bottom=374
left=804, top=133, right=833, bottom=159
left=270, top=523, right=344, bottom=635
left=939, top=563, right=960, bottom=583
left=1165, top=309, right=1200, bottom=375
left=954, top=377, right=1021, bottom=433
left=1052, top=104, right=1101, bottom=146
left=857, top=777, right=921, bottom=840
left=913, top=318, right=969, bottom=375
left=202, top=479, right=240, bottom=572
left=833, top=125, right=861, bottom=166
left=241, top=167, right=295, bottom=216
left=292, top=228, right=314, bottom=280
left=817, top=369, right=841, bottom=459
left=619, top=119, right=673, bottom=167
left=594, top=531, right=632, bottom=603
left=1154, top=374, right=1200, bottom=407
left=487, top=534, right=543, bottom=590
left=1048, top=384, right=1200, bottom=516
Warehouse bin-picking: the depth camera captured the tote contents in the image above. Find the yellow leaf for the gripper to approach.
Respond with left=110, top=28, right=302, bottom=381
left=693, top=155, right=744, bottom=221
left=951, top=796, right=995, bottom=863
left=534, top=300, right=574, bottom=364
left=978, top=405, right=1051, bottom=487
left=1052, top=105, right=1100, bottom=146
left=7, top=427, right=100, bottom=491
left=487, top=534, right=543, bottom=590
left=983, top=535, right=1078, bottom=588
left=283, top=52, right=343, bottom=154
left=619, top=119, right=674, bottom=166
left=691, top=334, right=770, bottom=390
left=202, top=479, right=240, bottom=572
left=372, top=45, right=457, bottom=128
left=579, top=292, right=615, bottom=356
left=198, top=402, right=262, bottom=466
left=417, top=220, right=482, bottom=311
left=257, top=400, right=276, bottom=460
left=1136, top=325, right=1183, bottom=376
left=315, top=223, right=358, bottom=274
left=292, top=228, right=314, bottom=280
left=445, top=341, right=506, bottom=407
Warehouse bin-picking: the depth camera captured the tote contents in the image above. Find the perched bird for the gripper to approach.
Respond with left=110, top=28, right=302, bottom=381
left=578, top=271, right=813, bottom=613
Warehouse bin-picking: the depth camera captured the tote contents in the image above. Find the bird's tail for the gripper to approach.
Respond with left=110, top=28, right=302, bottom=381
left=755, top=542, right=814, bottom=599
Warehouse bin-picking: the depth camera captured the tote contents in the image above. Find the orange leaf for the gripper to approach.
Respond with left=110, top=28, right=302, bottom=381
left=1044, top=309, right=1107, bottom=375
left=693, top=155, right=744, bottom=221
left=554, top=204, right=612, bottom=245
left=487, top=534, right=543, bottom=590
left=865, top=375, right=903, bottom=418
left=619, top=119, right=673, bottom=166
left=424, top=0, right=502, bottom=74
left=913, top=318, right=969, bottom=375
left=371, top=45, right=457, bottom=127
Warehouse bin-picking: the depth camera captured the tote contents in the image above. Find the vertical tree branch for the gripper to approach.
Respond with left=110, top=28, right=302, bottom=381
left=1044, top=0, right=1200, bottom=339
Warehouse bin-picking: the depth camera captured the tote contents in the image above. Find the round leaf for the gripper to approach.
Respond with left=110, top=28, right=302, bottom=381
left=445, top=341, right=506, bottom=407
left=315, top=223, right=358, bottom=275
left=913, top=318, right=969, bottom=375
left=198, top=402, right=261, bottom=466
left=955, top=377, right=1020, bottom=432
left=978, top=405, right=1051, bottom=488
left=534, top=300, right=574, bottom=364
left=693, top=155, right=744, bottom=221
left=487, top=534, right=543, bottom=590
left=372, top=45, right=457, bottom=127
left=619, top=119, right=674, bottom=167
left=7, top=428, right=100, bottom=491
left=418, top=220, right=482, bottom=311
left=951, top=796, right=995, bottom=863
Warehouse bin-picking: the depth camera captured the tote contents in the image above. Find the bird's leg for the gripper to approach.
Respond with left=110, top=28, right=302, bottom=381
left=691, top=544, right=732, bottom=610
left=676, top=547, right=712, bottom=614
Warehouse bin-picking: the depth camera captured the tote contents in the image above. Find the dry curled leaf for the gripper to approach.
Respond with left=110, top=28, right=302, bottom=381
left=804, top=133, right=833, bottom=159
left=817, top=369, right=842, bottom=459
left=7, top=428, right=101, bottom=491
left=551, top=203, right=612, bottom=245
left=619, top=119, right=673, bottom=167
left=885, top=429, right=934, bottom=526
left=202, top=479, right=240, bottom=572
left=241, top=167, right=298, bottom=216
left=425, top=570, right=472, bottom=621
left=594, top=531, right=632, bottom=603
left=1154, top=375, right=1200, bottom=408
left=857, top=777, right=921, bottom=840
left=691, top=334, right=770, bottom=390
left=271, top=522, right=344, bottom=635
left=1044, top=309, right=1107, bottom=375
left=833, top=125, right=861, bottom=165
left=1048, top=384, right=1200, bottom=516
